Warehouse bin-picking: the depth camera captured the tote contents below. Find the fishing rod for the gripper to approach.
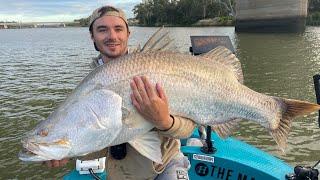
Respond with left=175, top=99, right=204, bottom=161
left=313, top=74, right=320, bottom=128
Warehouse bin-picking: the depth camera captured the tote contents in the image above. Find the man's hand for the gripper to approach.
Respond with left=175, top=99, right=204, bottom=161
left=44, top=159, right=69, bottom=168
left=130, top=76, right=173, bottom=131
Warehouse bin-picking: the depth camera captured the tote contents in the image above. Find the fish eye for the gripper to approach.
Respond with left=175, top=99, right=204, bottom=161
left=37, top=129, right=48, bottom=137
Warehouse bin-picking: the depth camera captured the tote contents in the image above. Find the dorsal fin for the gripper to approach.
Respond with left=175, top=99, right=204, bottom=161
left=141, top=27, right=175, bottom=52
left=201, top=46, right=243, bottom=84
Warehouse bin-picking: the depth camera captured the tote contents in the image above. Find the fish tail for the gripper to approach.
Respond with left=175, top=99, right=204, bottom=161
left=270, top=98, right=320, bottom=151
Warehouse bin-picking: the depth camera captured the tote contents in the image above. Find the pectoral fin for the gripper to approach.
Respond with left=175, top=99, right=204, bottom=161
left=128, top=131, right=162, bottom=164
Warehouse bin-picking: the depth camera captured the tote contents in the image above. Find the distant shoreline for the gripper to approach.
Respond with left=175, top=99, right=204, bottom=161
left=0, top=25, right=236, bottom=30
left=1, top=17, right=319, bottom=30
left=0, top=21, right=235, bottom=29
left=0, top=17, right=235, bottom=29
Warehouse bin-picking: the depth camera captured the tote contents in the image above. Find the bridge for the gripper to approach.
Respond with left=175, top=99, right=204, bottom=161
left=0, top=22, right=69, bottom=29
left=235, top=0, right=308, bottom=32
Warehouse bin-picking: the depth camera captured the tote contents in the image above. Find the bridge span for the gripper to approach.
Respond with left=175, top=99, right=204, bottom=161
left=235, top=0, right=308, bottom=32
left=0, top=22, right=68, bottom=29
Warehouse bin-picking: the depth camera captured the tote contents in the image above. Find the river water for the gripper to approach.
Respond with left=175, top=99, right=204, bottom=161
left=0, top=26, right=320, bottom=178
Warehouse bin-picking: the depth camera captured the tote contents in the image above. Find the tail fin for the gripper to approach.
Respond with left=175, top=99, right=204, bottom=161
left=270, top=98, right=320, bottom=151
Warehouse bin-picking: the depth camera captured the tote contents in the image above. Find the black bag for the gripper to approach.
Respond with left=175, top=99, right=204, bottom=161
left=110, top=143, right=127, bottom=160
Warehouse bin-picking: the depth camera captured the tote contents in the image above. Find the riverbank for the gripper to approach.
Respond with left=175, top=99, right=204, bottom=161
left=128, top=17, right=235, bottom=27
left=192, top=17, right=234, bottom=26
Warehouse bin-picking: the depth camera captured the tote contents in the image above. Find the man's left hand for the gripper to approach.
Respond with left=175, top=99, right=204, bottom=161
left=130, top=76, right=173, bottom=131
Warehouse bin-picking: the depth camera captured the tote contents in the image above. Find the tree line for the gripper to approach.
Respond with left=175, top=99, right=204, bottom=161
left=309, top=0, right=320, bottom=12
left=74, top=17, right=90, bottom=27
left=133, top=0, right=234, bottom=26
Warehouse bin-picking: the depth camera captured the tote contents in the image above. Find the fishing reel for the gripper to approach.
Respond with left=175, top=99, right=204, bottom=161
left=285, top=161, right=320, bottom=180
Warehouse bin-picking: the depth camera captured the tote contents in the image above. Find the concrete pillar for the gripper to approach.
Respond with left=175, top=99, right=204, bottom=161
left=235, top=0, right=308, bottom=32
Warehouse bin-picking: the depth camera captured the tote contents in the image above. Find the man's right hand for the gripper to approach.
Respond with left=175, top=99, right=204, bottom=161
left=44, top=159, right=69, bottom=168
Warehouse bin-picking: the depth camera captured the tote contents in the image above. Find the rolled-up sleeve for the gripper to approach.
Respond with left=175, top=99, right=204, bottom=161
left=159, top=115, right=196, bottom=139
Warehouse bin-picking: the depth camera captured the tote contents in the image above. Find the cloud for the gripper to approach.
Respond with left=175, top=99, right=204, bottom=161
left=0, top=0, right=141, bottom=22
left=92, top=0, right=140, bottom=18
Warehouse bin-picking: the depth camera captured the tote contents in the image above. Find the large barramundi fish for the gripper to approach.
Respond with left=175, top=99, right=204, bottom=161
left=19, top=28, right=320, bottom=163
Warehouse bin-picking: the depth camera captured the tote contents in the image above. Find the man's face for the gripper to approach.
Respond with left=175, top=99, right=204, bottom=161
left=91, top=16, right=130, bottom=59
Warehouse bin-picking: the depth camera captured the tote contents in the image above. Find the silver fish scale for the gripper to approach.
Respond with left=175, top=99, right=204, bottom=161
left=81, top=51, right=281, bottom=129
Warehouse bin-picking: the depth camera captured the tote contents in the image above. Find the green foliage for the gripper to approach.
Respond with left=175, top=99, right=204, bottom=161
left=133, top=0, right=234, bottom=26
left=307, top=0, right=320, bottom=25
left=309, top=0, right=320, bottom=12
left=307, top=0, right=320, bottom=26
left=313, top=12, right=320, bottom=20
left=218, top=16, right=234, bottom=25
left=307, top=11, right=320, bottom=26
left=74, top=17, right=90, bottom=27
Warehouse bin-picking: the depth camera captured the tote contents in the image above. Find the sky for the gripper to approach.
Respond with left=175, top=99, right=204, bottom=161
left=0, top=0, right=142, bottom=22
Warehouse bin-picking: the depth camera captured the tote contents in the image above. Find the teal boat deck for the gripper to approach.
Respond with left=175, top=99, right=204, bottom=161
left=182, top=130, right=293, bottom=180
left=64, top=129, right=293, bottom=180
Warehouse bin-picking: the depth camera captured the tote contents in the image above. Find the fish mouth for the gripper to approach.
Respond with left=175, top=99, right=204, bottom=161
left=20, top=138, right=71, bottom=161
left=18, top=148, right=49, bottom=162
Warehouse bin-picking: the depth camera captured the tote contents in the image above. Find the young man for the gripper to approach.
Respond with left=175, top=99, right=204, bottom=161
left=47, top=6, right=196, bottom=180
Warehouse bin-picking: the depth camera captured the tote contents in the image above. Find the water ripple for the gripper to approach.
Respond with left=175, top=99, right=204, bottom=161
left=1, top=27, right=320, bottom=178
